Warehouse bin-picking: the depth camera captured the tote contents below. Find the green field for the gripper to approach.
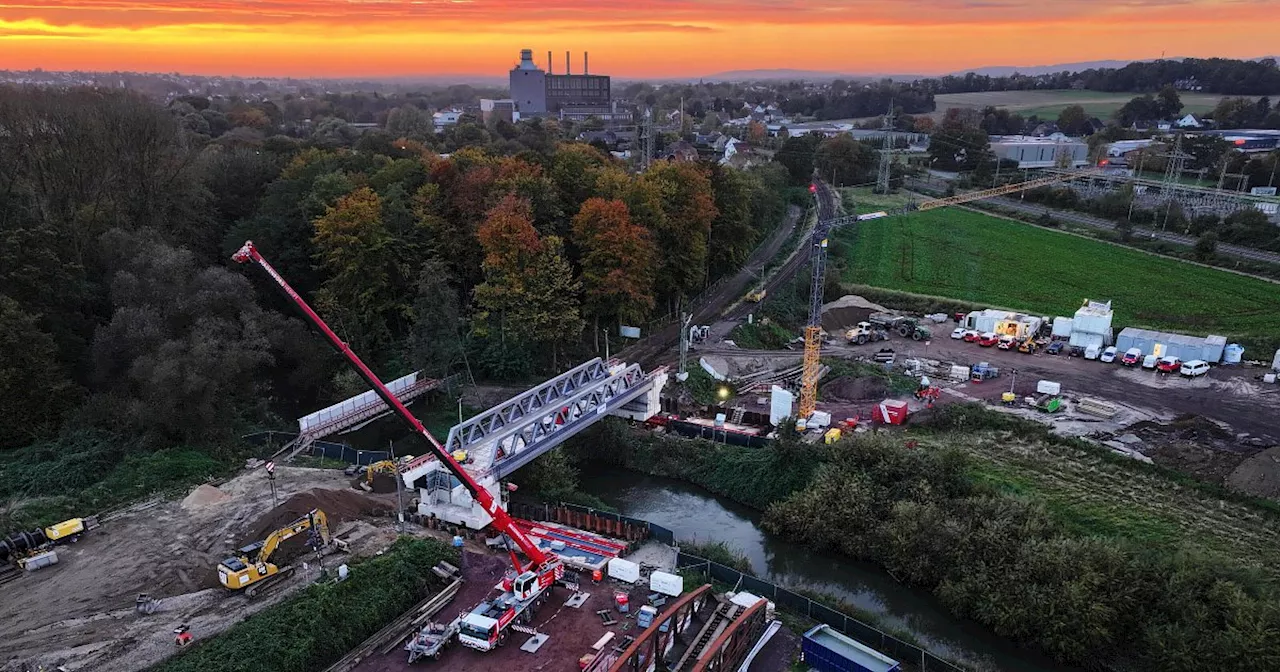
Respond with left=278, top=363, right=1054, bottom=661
left=932, top=89, right=1238, bottom=120
left=838, top=208, right=1280, bottom=348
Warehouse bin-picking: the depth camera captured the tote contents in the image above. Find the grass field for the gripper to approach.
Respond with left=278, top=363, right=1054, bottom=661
left=932, top=89, right=1238, bottom=120
left=946, top=429, right=1280, bottom=577
left=837, top=208, right=1280, bottom=347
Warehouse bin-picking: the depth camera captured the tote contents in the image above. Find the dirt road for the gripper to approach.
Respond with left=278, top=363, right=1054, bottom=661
left=0, top=467, right=390, bottom=672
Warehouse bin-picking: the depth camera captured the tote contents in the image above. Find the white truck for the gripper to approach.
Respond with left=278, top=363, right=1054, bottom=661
left=456, top=571, right=552, bottom=651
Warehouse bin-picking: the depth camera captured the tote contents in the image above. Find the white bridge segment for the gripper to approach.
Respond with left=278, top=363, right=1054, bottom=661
left=407, top=358, right=667, bottom=529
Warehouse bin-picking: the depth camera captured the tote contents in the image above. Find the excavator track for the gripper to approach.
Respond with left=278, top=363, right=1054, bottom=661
left=244, top=566, right=296, bottom=599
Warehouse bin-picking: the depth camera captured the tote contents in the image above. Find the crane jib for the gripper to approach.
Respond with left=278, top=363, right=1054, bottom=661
left=231, top=241, right=549, bottom=570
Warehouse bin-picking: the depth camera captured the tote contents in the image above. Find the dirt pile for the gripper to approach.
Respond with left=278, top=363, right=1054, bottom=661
left=1120, top=415, right=1279, bottom=497
left=820, top=295, right=892, bottom=333
left=245, top=488, right=393, bottom=542
left=1227, top=446, right=1280, bottom=499
left=823, top=376, right=889, bottom=402
left=181, top=484, right=231, bottom=510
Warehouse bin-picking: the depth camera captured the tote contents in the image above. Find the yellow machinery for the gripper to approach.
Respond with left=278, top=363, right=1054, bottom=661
left=746, top=288, right=767, bottom=302
left=365, top=459, right=399, bottom=485
left=217, top=509, right=329, bottom=594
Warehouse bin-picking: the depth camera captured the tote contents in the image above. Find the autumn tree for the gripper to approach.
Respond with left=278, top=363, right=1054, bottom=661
left=312, top=186, right=398, bottom=356
left=572, top=198, right=656, bottom=351
left=814, top=135, right=877, bottom=186
left=639, top=161, right=718, bottom=307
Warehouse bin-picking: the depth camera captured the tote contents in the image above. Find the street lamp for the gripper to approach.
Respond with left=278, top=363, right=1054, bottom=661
left=718, top=386, right=730, bottom=400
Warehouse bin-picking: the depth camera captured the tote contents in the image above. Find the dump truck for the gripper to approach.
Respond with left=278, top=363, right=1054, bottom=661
left=868, top=313, right=929, bottom=341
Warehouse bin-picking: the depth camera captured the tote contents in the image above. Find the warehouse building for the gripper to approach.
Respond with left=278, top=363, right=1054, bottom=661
left=1115, top=328, right=1227, bottom=363
left=508, top=49, right=610, bottom=116
left=989, top=135, right=1090, bottom=169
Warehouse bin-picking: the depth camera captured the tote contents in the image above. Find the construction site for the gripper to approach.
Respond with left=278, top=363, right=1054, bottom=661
left=3, top=165, right=1279, bottom=672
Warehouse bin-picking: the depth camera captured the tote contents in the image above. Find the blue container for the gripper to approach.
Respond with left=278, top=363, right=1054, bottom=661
left=801, top=624, right=901, bottom=672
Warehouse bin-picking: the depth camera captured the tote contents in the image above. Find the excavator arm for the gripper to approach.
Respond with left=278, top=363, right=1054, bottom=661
left=257, top=509, right=330, bottom=565
left=232, top=241, right=548, bottom=574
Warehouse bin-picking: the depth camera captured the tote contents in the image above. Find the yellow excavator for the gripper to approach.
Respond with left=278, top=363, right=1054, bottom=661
left=217, top=509, right=330, bottom=596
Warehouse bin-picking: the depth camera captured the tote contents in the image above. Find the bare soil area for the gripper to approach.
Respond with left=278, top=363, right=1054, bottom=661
left=0, top=466, right=391, bottom=672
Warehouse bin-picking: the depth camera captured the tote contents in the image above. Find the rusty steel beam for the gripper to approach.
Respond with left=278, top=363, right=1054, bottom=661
left=690, top=598, right=768, bottom=672
left=607, top=584, right=713, bottom=672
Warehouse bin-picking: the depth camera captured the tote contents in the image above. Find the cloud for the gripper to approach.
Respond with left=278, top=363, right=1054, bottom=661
left=574, top=23, right=716, bottom=33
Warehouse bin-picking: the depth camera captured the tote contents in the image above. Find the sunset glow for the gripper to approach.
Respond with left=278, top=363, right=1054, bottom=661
left=2, top=1, right=1277, bottom=77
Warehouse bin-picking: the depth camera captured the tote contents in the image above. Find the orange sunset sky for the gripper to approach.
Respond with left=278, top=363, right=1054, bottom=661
left=1, top=1, right=1277, bottom=78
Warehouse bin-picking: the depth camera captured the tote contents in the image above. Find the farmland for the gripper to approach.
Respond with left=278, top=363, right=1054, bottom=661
left=836, top=207, right=1280, bottom=349
left=932, top=89, right=1234, bottom=120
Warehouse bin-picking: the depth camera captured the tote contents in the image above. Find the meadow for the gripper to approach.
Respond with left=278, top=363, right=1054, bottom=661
left=931, top=89, right=1232, bottom=120
left=837, top=207, right=1280, bottom=350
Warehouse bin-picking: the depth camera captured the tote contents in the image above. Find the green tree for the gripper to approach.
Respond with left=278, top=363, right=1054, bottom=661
left=385, top=105, right=433, bottom=139
left=520, top=236, right=584, bottom=368
left=1057, top=104, right=1090, bottom=135
left=707, top=166, right=758, bottom=280
left=1157, top=85, right=1184, bottom=118
left=814, top=135, right=876, bottom=186
left=1194, top=231, right=1219, bottom=261
left=572, top=198, right=656, bottom=351
left=777, top=134, right=821, bottom=183
left=639, top=161, right=718, bottom=306
left=409, top=259, right=466, bottom=379
left=0, top=296, right=79, bottom=448
left=312, top=186, right=398, bottom=356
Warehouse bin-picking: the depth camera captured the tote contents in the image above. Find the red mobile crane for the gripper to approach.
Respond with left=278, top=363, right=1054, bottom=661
left=232, top=241, right=564, bottom=603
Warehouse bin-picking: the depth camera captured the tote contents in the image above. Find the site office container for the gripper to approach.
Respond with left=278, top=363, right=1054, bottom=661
left=1115, top=328, right=1227, bottom=364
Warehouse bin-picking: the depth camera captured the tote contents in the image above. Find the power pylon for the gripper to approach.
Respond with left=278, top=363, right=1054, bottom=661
left=875, top=106, right=895, bottom=194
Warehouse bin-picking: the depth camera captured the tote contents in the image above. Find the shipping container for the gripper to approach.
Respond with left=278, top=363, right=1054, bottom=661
left=802, top=624, right=901, bottom=672
left=1051, top=317, right=1074, bottom=339
left=1072, top=299, right=1113, bottom=336
left=1115, top=328, right=1228, bottom=363
left=1068, top=331, right=1105, bottom=349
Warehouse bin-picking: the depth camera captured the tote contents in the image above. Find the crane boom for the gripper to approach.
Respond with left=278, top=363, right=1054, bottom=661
left=916, top=170, right=1094, bottom=211
left=231, top=241, right=549, bottom=573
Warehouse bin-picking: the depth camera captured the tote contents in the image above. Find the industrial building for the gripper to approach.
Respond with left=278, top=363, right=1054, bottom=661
left=479, top=99, right=517, bottom=125
left=1115, top=328, right=1228, bottom=364
left=508, top=49, right=610, bottom=117
left=989, top=135, right=1090, bottom=169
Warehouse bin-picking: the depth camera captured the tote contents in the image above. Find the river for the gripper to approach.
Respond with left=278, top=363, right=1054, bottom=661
left=579, top=466, right=1074, bottom=672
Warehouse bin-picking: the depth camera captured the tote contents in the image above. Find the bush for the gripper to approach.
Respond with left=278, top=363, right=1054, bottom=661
left=678, top=540, right=752, bottom=573
left=727, top=320, right=795, bottom=350
left=152, top=537, right=458, bottom=672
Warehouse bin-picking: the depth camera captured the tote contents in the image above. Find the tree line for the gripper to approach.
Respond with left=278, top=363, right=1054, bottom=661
left=0, top=86, right=793, bottom=485
left=919, top=57, right=1280, bottom=96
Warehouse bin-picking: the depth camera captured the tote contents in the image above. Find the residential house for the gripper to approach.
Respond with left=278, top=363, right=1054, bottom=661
left=1175, top=114, right=1203, bottom=129
left=663, top=139, right=699, bottom=162
left=433, top=109, right=463, bottom=132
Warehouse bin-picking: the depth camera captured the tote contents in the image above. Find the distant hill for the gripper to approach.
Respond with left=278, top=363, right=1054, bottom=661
left=695, top=68, right=926, bottom=82
left=951, top=60, right=1141, bottom=77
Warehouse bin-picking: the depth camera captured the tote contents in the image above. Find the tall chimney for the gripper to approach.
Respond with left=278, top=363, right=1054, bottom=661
left=566, top=51, right=571, bottom=75
left=584, top=52, right=589, bottom=75
left=547, top=50, right=552, bottom=74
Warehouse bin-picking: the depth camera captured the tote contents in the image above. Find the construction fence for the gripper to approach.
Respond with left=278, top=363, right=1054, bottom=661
left=509, top=502, right=674, bottom=545
left=675, top=554, right=968, bottom=672
left=240, top=431, right=389, bottom=465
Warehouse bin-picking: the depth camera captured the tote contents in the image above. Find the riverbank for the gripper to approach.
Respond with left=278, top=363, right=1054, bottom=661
left=566, top=410, right=1280, bottom=672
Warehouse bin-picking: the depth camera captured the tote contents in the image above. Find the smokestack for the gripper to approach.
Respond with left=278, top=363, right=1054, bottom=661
left=584, top=52, right=589, bottom=75
left=566, top=51, right=571, bottom=75
left=547, top=50, right=552, bottom=74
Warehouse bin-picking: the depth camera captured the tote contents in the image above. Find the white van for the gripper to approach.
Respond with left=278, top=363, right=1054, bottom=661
left=1141, top=354, right=1158, bottom=370
left=1180, top=360, right=1210, bottom=378
left=1084, top=344, right=1101, bottom=360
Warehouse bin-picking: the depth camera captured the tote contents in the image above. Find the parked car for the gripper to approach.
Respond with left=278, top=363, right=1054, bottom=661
left=950, top=327, right=966, bottom=340
left=1121, top=348, right=1143, bottom=366
left=996, top=335, right=1017, bottom=350
left=1068, top=345, right=1085, bottom=358
left=1141, top=354, right=1158, bottom=370
left=962, top=330, right=981, bottom=343
left=1156, top=356, right=1182, bottom=374
left=1045, top=341, right=1064, bottom=355
left=1084, top=344, right=1101, bottom=360
left=1100, top=346, right=1118, bottom=363
left=1180, top=360, right=1210, bottom=378
left=978, top=332, right=1000, bottom=347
